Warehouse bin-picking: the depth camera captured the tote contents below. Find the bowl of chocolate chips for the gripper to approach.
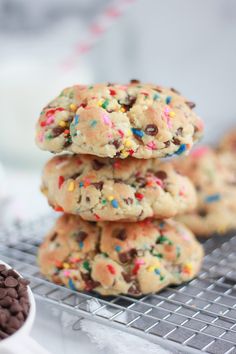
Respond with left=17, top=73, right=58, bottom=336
left=0, top=261, right=49, bottom=354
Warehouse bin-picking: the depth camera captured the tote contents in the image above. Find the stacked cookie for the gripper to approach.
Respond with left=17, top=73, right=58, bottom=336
left=36, top=81, right=204, bottom=296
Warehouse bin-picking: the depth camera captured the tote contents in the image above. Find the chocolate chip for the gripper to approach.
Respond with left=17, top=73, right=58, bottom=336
left=115, top=151, right=121, bottom=158
left=154, top=87, right=162, bottom=93
left=10, top=303, right=23, bottom=315
left=121, top=96, right=136, bottom=111
left=123, top=197, right=133, bottom=205
left=0, top=296, right=13, bottom=307
left=122, top=272, right=133, bottom=283
left=0, top=309, right=10, bottom=324
left=19, top=296, right=29, bottom=305
left=0, top=265, right=6, bottom=272
left=21, top=302, right=30, bottom=316
left=114, top=178, right=123, bottom=183
left=4, top=277, right=18, bottom=288
left=85, top=280, right=100, bottom=291
left=176, top=127, right=183, bottom=136
left=92, top=159, right=105, bottom=171
left=50, top=232, right=58, bottom=242
left=170, top=87, right=181, bottom=94
left=118, top=249, right=137, bottom=263
left=63, top=139, right=72, bottom=148
left=70, top=172, right=82, bottom=179
left=144, top=124, right=158, bottom=136
left=136, top=176, right=146, bottom=187
left=112, top=140, right=121, bottom=149
left=0, top=271, right=8, bottom=278
left=51, top=126, right=65, bottom=137
left=128, top=284, right=141, bottom=296
left=186, top=101, right=196, bottom=109
left=92, top=181, right=104, bottom=191
left=18, top=287, right=28, bottom=297
left=16, top=312, right=24, bottom=321
left=172, top=137, right=181, bottom=145
left=7, top=317, right=22, bottom=330
left=7, top=288, right=18, bottom=299
left=74, top=231, right=88, bottom=243
left=81, top=273, right=90, bottom=282
left=113, top=229, right=127, bottom=241
left=130, top=79, right=140, bottom=84
left=155, top=171, right=167, bottom=180
left=0, top=330, right=9, bottom=339
left=0, top=289, right=7, bottom=300
left=7, top=270, right=19, bottom=278
left=86, top=197, right=90, bottom=202
left=164, top=141, right=170, bottom=147
left=198, top=209, right=207, bottom=217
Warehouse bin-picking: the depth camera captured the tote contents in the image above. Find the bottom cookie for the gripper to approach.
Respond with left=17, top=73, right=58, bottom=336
left=38, top=214, right=203, bottom=296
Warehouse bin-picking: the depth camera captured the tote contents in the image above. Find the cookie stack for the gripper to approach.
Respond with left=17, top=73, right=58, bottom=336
left=36, top=81, right=204, bottom=296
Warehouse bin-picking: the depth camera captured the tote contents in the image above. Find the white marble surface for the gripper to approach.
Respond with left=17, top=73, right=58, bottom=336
left=31, top=299, right=103, bottom=354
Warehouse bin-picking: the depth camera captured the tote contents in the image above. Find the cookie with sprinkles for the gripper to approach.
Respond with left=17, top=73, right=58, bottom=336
left=41, top=154, right=197, bottom=221
left=174, top=146, right=236, bottom=236
left=36, top=81, right=204, bottom=159
left=38, top=214, right=204, bottom=296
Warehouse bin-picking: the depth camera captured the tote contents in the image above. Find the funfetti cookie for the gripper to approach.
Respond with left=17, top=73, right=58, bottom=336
left=174, top=146, right=236, bottom=236
left=38, top=214, right=204, bottom=296
left=41, top=154, right=197, bottom=222
left=36, top=81, right=203, bottom=159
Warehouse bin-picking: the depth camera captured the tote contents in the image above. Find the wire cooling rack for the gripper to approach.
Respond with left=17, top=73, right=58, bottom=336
left=0, top=217, right=236, bottom=354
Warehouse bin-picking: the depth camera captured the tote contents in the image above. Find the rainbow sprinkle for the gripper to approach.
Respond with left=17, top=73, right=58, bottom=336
left=90, top=120, right=97, bottom=127
left=74, top=115, right=79, bottom=125
left=68, top=279, right=77, bottom=290
left=107, top=264, right=116, bottom=275
left=131, top=128, right=144, bottom=138
left=83, top=260, right=91, bottom=271
left=101, top=99, right=109, bottom=109
left=204, top=194, right=221, bottom=203
left=111, top=199, right=119, bottom=208
left=68, top=181, right=75, bottom=192
left=175, top=144, right=187, bottom=155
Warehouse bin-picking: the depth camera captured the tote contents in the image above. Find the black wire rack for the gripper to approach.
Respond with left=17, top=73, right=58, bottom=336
left=0, top=217, right=236, bottom=354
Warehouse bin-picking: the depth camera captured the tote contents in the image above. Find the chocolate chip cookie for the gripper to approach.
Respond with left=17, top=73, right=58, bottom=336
left=41, top=154, right=197, bottom=221
left=38, top=214, right=204, bottom=296
left=36, top=81, right=203, bottom=159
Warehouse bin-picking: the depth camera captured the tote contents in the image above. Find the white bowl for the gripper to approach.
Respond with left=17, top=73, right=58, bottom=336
left=0, top=261, right=49, bottom=354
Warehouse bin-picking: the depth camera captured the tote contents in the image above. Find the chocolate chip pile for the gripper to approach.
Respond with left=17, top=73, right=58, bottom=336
left=0, top=264, right=30, bottom=340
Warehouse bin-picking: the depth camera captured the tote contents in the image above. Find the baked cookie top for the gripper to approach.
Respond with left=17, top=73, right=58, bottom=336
left=41, top=154, right=197, bottom=221
left=174, top=146, right=236, bottom=236
left=36, top=81, right=204, bottom=159
left=38, top=214, right=204, bottom=296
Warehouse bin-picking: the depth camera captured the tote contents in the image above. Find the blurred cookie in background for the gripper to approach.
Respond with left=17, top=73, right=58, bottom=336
left=218, top=128, right=236, bottom=153
left=174, top=146, right=236, bottom=237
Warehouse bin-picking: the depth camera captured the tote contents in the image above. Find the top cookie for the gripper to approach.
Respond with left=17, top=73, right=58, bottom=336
left=36, top=81, right=204, bottom=159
